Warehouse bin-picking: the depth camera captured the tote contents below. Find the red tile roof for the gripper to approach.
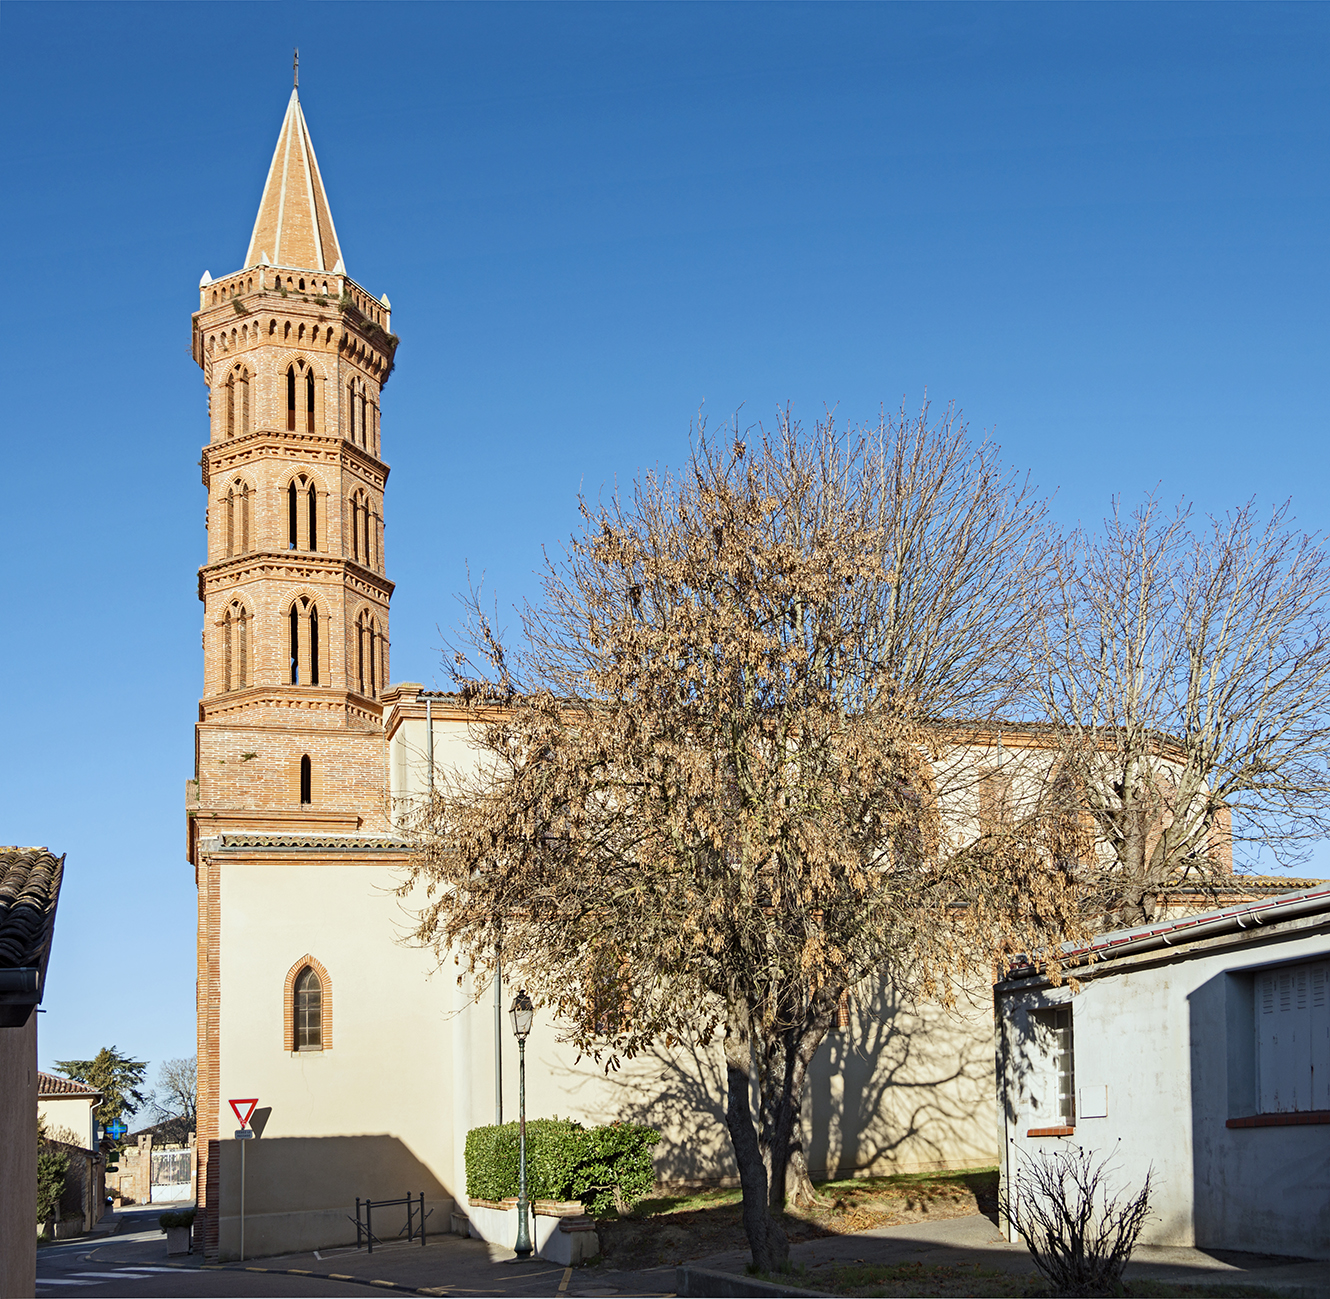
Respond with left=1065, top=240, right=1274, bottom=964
left=38, top=1071, right=102, bottom=1099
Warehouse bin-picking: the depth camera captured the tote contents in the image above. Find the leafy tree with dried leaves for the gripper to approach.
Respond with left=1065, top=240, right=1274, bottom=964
left=402, top=406, right=1086, bottom=1270
left=1032, top=497, right=1330, bottom=925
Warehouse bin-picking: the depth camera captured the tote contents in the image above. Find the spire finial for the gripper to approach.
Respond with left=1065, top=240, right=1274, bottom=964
left=293, top=47, right=299, bottom=89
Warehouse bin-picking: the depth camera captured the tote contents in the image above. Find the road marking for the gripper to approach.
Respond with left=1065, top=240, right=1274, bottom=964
left=70, top=1274, right=157, bottom=1280
left=329, top=1275, right=355, bottom=1281
left=35, top=1281, right=96, bottom=1287
left=558, top=1266, right=572, bottom=1293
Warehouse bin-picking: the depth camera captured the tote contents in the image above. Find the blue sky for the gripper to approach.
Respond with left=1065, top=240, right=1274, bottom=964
left=1, top=2, right=1326, bottom=1096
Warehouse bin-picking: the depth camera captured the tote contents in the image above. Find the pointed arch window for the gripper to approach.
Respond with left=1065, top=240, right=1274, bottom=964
left=356, top=610, right=380, bottom=698
left=225, top=373, right=235, bottom=437
left=222, top=600, right=249, bottom=692
left=288, top=474, right=319, bottom=551
left=284, top=957, right=331, bottom=1052
left=294, top=966, right=322, bottom=1049
left=308, top=483, right=318, bottom=551
left=300, top=754, right=312, bottom=805
left=306, top=370, right=316, bottom=433
left=289, top=596, right=322, bottom=687
left=225, top=478, right=251, bottom=557
left=287, top=365, right=297, bottom=431
left=288, top=482, right=298, bottom=549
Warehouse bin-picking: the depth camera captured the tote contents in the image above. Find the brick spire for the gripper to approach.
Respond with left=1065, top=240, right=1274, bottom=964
left=244, top=88, right=344, bottom=274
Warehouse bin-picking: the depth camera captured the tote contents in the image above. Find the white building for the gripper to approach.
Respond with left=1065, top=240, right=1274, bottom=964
left=995, top=883, right=1330, bottom=1259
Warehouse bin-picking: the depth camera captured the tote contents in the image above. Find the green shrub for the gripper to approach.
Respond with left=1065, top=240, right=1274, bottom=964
left=158, top=1207, right=196, bottom=1230
left=36, top=1145, right=68, bottom=1224
left=570, top=1122, right=660, bottom=1216
left=464, top=1119, right=659, bottom=1216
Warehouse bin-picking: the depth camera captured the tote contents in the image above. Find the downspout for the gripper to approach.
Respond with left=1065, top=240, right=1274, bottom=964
left=495, top=945, right=503, bottom=1125
left=426, top=699, right=434, bottom=796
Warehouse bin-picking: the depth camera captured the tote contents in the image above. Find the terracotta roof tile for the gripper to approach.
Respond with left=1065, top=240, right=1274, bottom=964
left=38, top=1071, right=102, bottom=1099
left=0, top=847, right=63, bottom=969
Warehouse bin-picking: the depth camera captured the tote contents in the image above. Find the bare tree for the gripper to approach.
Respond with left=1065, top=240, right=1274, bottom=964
left=402, top=405, right=1086, bottom=1270
left=148, top=1056, right=197, bottom=1143
left=1000, top=1146, right=1153, bottom=1296
left=1033, top=498, right=1330, bottom=925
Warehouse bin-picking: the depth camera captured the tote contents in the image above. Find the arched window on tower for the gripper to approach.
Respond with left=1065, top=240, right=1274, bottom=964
left=355, top=610, right=379, bottom=698
left=239, top=367, right=250, bottom=435
left=287, top=365, right=297, bottom=431
left=306, top=370, right=316, bottom=433
left=222, top=599, right=249, bottom=692
left=289, top=603, right=300, bottom=684
left=225, top=373, right=235, bottom=437
left=224, top=479, right=251, bottom=557
left=288, top=482, right=298, bottom=549
left=347, top=380, right=357, bottom=444
left=307, top=483, right=318, bottom=551
left=300, top=754, right=312, bottom=805
left=309, top=604, right=320, bottom=684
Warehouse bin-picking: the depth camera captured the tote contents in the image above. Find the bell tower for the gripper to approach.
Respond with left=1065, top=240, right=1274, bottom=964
left=187, top=83, right=400, bottom=850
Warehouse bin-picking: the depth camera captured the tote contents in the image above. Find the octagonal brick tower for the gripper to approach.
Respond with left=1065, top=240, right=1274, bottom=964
left=187, top=85, right=400, bottom=852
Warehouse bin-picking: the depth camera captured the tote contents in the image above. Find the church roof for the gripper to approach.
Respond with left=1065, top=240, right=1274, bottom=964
left=244, top=88, right=344, bottom=274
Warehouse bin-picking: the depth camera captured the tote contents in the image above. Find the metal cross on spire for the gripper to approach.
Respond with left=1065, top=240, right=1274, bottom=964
left=294, top=47, right=299, bottom=89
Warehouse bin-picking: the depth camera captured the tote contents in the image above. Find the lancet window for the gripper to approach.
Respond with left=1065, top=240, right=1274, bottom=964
left=355, top=610, right=382, bottom=699
left=224, top=478, right=252, bottom=557
left=224, top=366, right=251, bottom=439
left=221, top=600, right=250, bottom=692
left=286, top=360, right=318, bottom=433
left=288, top=595, right=322, bottom=686
left=349, top=489, right=378, bottom=570
left=286, top=473, right=321, bottom=551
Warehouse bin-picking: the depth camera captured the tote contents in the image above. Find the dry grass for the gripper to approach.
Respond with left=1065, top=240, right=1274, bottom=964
left=596, top=1166, right=999, bottom=1268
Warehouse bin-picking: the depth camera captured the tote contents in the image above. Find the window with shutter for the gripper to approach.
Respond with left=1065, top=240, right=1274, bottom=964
left=1257, top=960, right=1329, bottom=1113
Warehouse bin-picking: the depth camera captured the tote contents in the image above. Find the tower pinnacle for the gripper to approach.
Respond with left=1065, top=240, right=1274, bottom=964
left=244, top=82, right=342, bottom=274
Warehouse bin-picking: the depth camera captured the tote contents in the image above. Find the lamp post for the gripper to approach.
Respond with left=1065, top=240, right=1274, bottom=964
left=509, top=989, right=534, bottom=1258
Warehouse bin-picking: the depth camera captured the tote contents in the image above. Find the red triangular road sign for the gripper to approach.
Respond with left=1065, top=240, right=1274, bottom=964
left=229, top=1098, right=258, bottom=1128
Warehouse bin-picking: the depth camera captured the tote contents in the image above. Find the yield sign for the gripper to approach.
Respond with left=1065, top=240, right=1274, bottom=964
left=229, top=1098, right=258, bottom=1128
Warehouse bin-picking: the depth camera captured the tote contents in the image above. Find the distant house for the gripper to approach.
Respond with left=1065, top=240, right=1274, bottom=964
left=38, top=1072, right=102, bottom=1150
left=995, top=882, right=1330, bottom=1259
left=0, top=847, right=65, bottom=1299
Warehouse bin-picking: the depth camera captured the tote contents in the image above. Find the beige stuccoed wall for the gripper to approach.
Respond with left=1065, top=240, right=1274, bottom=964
left=38, top=1095, right=98, bottom=1151
left=217, top=856, right=458, bottom=1257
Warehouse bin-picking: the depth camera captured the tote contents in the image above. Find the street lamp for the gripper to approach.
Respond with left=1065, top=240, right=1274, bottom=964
left=509, top=989, right=535, bottom=1258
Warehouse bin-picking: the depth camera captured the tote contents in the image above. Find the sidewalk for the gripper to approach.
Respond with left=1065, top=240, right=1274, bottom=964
left=682, top=1213, right=1330, bottom=1298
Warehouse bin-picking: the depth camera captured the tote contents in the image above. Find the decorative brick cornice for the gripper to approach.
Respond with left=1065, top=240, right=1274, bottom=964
left=199, top=554, right=394, bottom=602
left=209, top=833, right=409, bottom=852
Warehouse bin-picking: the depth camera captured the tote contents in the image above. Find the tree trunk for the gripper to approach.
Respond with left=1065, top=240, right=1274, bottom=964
left=760, top=1015, right=831, bottom=1210
left=724, top=1014, right=789, bottom=1272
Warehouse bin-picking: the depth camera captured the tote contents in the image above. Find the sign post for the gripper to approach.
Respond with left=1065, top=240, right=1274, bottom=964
left=229, top=1099, right=258, bottom=1262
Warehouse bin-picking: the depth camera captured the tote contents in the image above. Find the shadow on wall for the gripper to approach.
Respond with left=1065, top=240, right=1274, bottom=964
left=545, top=982, right=1001, bottom=1190
left=548, top=1039, right=736, bottom=1186
left=810, top=983, right=1000, bottom=1179
left=214, top=1134, right=453, bottom=1261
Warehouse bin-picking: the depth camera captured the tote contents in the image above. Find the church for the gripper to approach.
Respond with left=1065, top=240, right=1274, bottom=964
left=185, top=84, right=1249, bottom=1262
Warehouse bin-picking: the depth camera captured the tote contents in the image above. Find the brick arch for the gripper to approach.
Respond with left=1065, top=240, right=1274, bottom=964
left=283, top=954, right=332, bottom=1052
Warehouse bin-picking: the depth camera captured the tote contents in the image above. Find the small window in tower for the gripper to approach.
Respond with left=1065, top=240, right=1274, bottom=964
left=240, top=370, right=250, bottom=435
left=225, top=375, right=235, bottom=438
left=348, top=381, right=357, bottom=444
left=363, top=504, right=372, bottom=568
left=288, top=483, right=298, bottom=550
left=289, top=604, right=300, bottom=685
left=294, top=965, right=321, bottom=1049
left=310, top=605, right=320, bottom=684
left=300, top=754, right=312, bottom=805
left=287, top=366, right=297, bottom=431
left=306, top=370, right=316, bottom=433
left=225, top=489, right=235, bottom=557
left=299, top=278, right=306, bottom=291
left=240, top=483, right=250, bottom=552
left=307, top=485, right=318, bottom=552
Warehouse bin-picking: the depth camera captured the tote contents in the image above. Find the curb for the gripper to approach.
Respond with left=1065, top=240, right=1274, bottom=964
left=675, top=1264, right=829, bottom=1298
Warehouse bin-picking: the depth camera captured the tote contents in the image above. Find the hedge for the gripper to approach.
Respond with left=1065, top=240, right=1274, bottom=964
left=465, top=1119, right=660, bottom=1216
